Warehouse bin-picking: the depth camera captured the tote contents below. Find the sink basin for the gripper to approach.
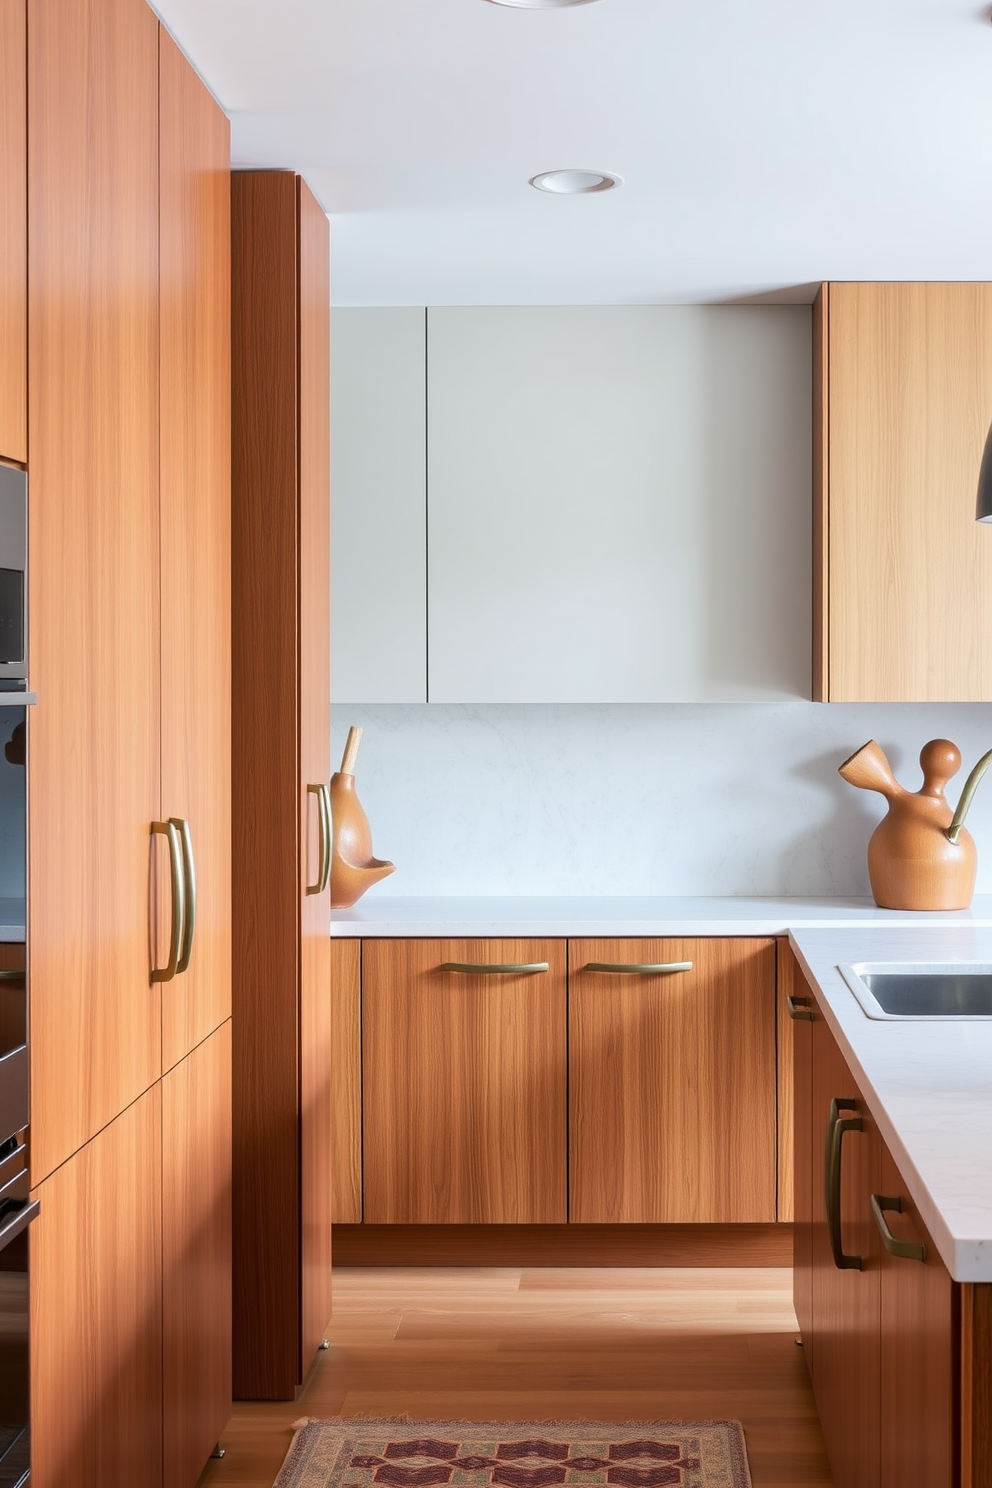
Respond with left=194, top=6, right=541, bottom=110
left=839, top=962, right=992, bottom=1020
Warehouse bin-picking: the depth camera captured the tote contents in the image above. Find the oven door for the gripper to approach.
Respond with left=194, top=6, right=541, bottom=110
left=0, top=1189, right=37, bottom=1487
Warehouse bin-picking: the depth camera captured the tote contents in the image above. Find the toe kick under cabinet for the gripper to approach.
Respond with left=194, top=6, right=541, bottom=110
left=333, top=936, right=783, bottom=1228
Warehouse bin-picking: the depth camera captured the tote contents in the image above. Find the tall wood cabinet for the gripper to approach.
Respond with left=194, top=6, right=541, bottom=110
left=0, top=0, right=26, bottom=465
left=28, top=0, right=162, bottom=1183
left=231, top=170, right=332, bottom=1400
left=814, top=282, right=992, bottom=702
left=25, top=3, right=233, bottom=1483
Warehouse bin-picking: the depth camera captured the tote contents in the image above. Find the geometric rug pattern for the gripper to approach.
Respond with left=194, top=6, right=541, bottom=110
left=274, top=1419, right=752, bottom=1488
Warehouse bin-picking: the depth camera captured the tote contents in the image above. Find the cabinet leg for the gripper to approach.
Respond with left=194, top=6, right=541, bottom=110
left=210, top=1444, right=227, bottom=1459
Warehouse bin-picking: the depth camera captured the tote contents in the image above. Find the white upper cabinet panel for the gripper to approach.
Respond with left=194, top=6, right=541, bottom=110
left=331, top=308, right=427, bottom=703
left=427, top=307, right=811, bottom=703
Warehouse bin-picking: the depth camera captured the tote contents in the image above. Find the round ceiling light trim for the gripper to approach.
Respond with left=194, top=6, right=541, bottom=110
left=486, top=0, right=600, bottom=8
left=529, top=169, right=623, bottom=195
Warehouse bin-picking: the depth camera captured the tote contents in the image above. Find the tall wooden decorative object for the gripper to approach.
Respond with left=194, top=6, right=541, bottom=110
left=231, top=170, right=332, bottom=1400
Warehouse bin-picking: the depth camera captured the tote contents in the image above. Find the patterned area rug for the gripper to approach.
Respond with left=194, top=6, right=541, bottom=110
left=273, top=1419, right=752, bottom=1488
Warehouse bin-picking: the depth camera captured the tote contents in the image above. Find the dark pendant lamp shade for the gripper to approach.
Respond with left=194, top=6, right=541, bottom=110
left=978, top=419, right=992, bottom=522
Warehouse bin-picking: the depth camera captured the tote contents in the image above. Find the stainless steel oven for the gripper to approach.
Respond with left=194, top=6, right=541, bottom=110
left=0, top=1133, right=36, bottom=1488
left=0, top=463, right=33, bottom=1487
left=0, top=468, right=26, bottom=694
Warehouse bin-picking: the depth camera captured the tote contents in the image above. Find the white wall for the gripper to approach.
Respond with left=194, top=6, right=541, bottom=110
left=331, top=703, right=992, bottom=899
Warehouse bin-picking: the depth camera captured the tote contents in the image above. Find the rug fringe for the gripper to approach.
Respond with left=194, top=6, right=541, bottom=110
left=291, top=1415, right=745, bottom=1428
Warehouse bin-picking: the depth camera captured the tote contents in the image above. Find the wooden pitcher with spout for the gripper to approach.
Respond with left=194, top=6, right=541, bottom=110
left=839, top=738, right=992, bottom=910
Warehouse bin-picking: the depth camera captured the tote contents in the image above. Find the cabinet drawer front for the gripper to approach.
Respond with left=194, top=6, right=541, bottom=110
left=569, top=937, right=777, bottom=1224
left=362, top=938, right=567, bottom=1225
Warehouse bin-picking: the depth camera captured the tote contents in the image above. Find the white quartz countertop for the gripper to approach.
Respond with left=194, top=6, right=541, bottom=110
left=790, top=924, right=992, bottom=1283
left=330, top=894, right=992, bottom=938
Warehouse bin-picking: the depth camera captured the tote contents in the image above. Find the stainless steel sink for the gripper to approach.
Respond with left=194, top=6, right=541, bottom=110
left=840, top=962, right=992, bottom=1020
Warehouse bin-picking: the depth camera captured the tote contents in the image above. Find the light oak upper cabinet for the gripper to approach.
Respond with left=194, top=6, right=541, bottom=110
left=332, top=306, right=811, bottom=704
left=0, top=0, right=26, bottom=464
left=362, top=939, right=567, bottom=1224
left=28, top=0, right=162, bottom=1183
left=231, top=171, right=332, bottom=1400
left=159, top=30, right=232, bottom=1071
left=815, top=282, right=992, bottom=701
left=568, top=938, right=777, bottom=1224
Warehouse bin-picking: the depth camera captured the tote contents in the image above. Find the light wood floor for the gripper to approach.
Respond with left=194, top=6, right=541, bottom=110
left=197, top=1267, right=832, bottom=1488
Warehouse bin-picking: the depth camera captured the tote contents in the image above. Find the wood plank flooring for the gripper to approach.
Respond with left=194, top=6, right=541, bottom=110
left=197, top=1267, right=832, bottom=1488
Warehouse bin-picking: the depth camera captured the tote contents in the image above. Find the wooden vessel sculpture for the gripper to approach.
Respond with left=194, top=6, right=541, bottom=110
left=839, top=738, right=992, bottom=910
left=330, top=726, right=395, bottom=908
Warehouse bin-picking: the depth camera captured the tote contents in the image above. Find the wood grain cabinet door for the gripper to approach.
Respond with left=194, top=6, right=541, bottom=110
left=363, top=939, right=567, bottom=1224
left=30, top=1085, right=163, bottom=1488
left=0, top=0, right=26, bottom=464
left=27, top=0, right=162, bottom=1183
left=816, top=282, right=992, bottom=702
left=877, top=1140, right=953, bottom=1488
left=331, top=938, right=362, bottom=1224
left=810, top=1011, right=880, bottom=1488
left=162, top=1021, right=232, bottom=1488
left=159, top=30, right=232, bottom=1072
left=569, top=938, right=777, bottom=1224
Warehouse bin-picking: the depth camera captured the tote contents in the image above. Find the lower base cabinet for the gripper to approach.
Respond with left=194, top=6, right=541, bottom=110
left=30, top=1023, right=232, bottom=1488
left=30, top=1085, right=164, bottom=1488
left=163, top=1023, right=233, bottom=1488
left=791, top=948, right=958, bottom=1488
left=569, top=938, right=776, bottom=1222
left=339, top=936, right=782, bottom=1227
left=362, top=939, right=567, bottom=1224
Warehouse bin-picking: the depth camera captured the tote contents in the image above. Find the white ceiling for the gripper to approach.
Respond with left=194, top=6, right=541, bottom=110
left=153, top=0, right=992, bottom=306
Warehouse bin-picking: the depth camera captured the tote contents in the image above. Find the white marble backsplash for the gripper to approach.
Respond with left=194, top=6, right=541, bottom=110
left=330, top=703, right=992, bottom=899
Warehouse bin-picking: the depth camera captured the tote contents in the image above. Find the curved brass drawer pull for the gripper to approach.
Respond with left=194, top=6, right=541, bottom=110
left=305, top=783, right=330, bottom=896
left=173, top=818, right=197, bottom=975
left=787, top=995, right=813, bottom=1021
left=441, top=962, right=550, bottom=975
left=151, top=820, right=185, bottom=984
left=825, top=1097, right=865, bottom=1271
left=871, top=1193, right=926, bottom=1263
left=584, top=962, right=692, bottom=975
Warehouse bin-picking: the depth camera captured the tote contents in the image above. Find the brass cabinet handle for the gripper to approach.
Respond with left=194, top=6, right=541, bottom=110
left=787, top=995, right=814, bottom=1021
left=441, top=962, right=550, bottom=975
left=825, top=1096, right=865, bottom=1271
left=584, top=962, right=693, bottom=975
left=871, top=1193, right=926, bottom=1263
left=318, top=784, right=332, bottom=894
left=173, top=818, right=197, bottom=975
left=305, top=784, right=330, bottom=896
left=151, top=820, right=186, bottom=983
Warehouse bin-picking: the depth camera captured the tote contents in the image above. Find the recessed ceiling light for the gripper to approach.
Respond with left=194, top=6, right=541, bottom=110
left=486, top=0, right=599, bottom=8
left=529, top=169, right=622, bottom=194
